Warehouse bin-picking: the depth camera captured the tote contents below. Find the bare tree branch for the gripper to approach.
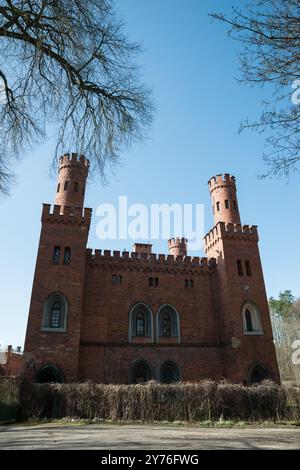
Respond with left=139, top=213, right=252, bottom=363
left=210, top=0, right=300, bottom=177
left=0, top=0, right=153, bottom=193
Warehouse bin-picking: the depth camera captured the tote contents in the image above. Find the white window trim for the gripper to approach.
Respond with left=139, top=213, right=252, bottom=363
left=242, top=302, right=263, bottom=335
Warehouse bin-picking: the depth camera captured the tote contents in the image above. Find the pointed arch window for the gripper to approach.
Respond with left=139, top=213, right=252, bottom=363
left=129, top=303, right=153, bottom=340
left=42, top=293, right=68, bottom=332
left=242, top=302, right=263, bottom=335
left=157, top=305, right=180, bottom=339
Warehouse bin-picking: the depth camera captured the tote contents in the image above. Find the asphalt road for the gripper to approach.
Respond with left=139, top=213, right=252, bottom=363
left=0, top=423, right=299, bottom=450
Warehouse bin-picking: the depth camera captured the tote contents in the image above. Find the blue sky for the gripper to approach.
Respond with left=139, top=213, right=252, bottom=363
left=1, top=0, right=299, bottom=348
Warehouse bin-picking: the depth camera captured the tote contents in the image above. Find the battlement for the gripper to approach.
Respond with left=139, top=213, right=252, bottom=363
left=208, top=173, right=236, bottom=190
left=41, top=203, right=92, bottom=225
left=86, top=248, right=216, bottom=271
left=204, top=221, right=258, bottom=245
left=58, top=153, right=90, bottom=170
left=168, top=237, right=188, bottom=257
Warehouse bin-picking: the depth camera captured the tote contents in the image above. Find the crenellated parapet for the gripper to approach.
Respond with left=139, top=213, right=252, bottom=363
left=86, top=247, right=216, bottom=274
left=208, top=173, right=236, bottom=190
left=41, top=203, right=92, bottom=226
left=58, top=152, right=90, bottom=171
left=204, top=221, right=258, bottom=253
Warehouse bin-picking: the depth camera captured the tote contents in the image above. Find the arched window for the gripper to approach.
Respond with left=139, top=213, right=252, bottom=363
left=248, top=363, right=270, bottom=385
left=242, top=302, right=263, bottom=335
left=157, top=305, right=180, bottom=340
left=129, top=303, right=153, bottom=340
left=35, top=365, right=64, bottom=383
left=159, top=361, right=180, bottom=384
left=42, top=293, right=68, bottom=331
left=129, top=359, right=153, bottom=384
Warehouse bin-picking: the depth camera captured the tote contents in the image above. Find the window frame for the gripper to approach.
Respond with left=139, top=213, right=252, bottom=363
left=242, top=302, right=263, bottom=335
left=41, top=293, right=68, bottom=332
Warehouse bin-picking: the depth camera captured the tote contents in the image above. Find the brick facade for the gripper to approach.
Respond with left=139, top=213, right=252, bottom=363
left=23, top=156, right=280, bottom=385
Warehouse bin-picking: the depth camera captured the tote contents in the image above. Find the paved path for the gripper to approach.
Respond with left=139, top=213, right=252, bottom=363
left=0, top=424, right=299, bottom=450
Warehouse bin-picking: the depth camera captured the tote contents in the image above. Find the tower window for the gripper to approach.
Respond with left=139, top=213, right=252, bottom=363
left=112, top=274, right=122, bottom=285
left=237, top=259, right=243, bottom=276
left=42, top=293, right=68, bottom=332
left=149, top=277, right=159, bottom=287
left=74, top=182, right=79, bottom=192
left=216, top=201, right=220, bottom=211
left=225, top=199, right=229, bottom=209
left=245, top=260, right=252, bottom=276
left=64, top=181, right=69, bottom=191
left=185, top=279, right=194, bottom=288
left=64, top=247, right=71, bottom=265
left=242, top=303, right=263, bottom=335
left=233, top=200, right=237, bottom=210
left=53, top=246, right=60, bottom=264
left=57, top=183, right=60, bottom=193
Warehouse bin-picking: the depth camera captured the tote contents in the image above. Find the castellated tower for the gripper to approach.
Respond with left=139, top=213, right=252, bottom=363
left=23, top=153, right=92, bottom=383
left=209, top=174, right=241, bottom=225
left=168, top=237, right=187, bottom=257
left=204, top=174, right=280, bottom=384
left=55, top=153, right=89, bottom=209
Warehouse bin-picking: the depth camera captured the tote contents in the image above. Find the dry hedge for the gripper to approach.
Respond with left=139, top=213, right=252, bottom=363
left=17, top=380, right=300, bottom=422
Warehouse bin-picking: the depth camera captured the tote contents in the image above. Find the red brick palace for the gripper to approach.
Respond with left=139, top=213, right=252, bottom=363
left=23, top=153, right=280, bottom=384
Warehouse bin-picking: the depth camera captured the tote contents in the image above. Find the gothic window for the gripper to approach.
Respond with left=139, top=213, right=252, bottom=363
left=64, top=247, right=71, bottom=265
left=225, top=199, right=229, bottom=209
left=157, top=305, right=179, bottom=339
left=57, top=183, right=60, bottom=193
left=74, top=182, right=79, bottom=192
left=159, top=361, right=180, bottom=384
left=64, top=180, right=69, bottom=191
left=53, top=246, right=60, bottom=264
left=216, top=201, right=220, bottom=211
left=42, top=293, right=68, bottom=331
left=242, top=302, right=263, bottom=335
left=129, top=304, right=153, bottom=340
left=117, top=275, right=122, bottom=284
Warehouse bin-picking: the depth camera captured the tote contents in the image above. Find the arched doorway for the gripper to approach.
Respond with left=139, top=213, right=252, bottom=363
left=35, top=365, right=64, bottom=383
left=248, top=364, right=270, bottom=384
left=159, top=361, right=180, bottom=384
left=130, top=359, right=152, bottom=384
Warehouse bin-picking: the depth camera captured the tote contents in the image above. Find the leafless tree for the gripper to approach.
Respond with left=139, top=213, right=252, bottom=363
left=0, top=0, right=153, bottom=193
left=210, top=0, right=300, bottom=178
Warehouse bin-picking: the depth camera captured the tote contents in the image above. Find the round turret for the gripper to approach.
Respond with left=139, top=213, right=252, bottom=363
left=208, top=174, right=241, bottom=225
left=55, top=153, right=89, bottom=208
left=168, top=237, right=187, bottom=257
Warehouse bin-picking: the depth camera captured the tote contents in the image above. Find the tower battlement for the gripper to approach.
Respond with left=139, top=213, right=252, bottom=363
left=208, top=173, right=236, bottom=190
left=42, top=203, right=92, bottom=225
left=58, top=153, right=90, bottom=170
